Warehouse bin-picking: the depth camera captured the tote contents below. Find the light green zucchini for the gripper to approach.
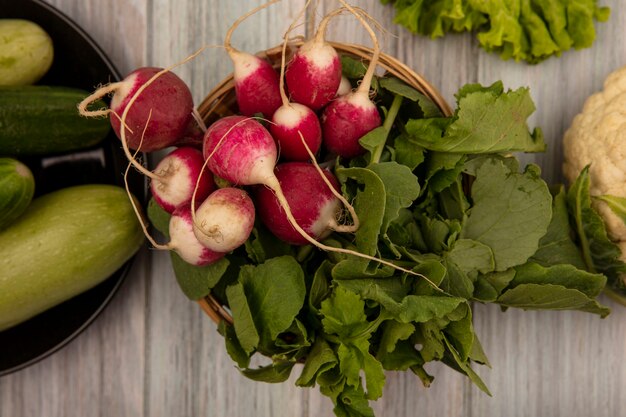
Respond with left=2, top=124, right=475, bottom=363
left=0, top=184, right=145, bottom=331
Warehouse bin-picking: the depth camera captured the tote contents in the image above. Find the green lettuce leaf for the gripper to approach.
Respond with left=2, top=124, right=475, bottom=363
left=383, top=0, right=610, bottom=63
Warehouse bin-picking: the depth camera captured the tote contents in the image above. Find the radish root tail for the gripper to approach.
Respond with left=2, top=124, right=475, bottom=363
left=225, top=0, right=281, bottom=54
left=123, top=109, right=169, bottom=251
left=77, top=81, right=124, bottom=118
left=297, top=131, right=360, bottom=233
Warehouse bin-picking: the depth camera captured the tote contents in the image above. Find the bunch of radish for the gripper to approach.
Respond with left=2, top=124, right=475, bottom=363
left=78, top=0, right=428, bottom=279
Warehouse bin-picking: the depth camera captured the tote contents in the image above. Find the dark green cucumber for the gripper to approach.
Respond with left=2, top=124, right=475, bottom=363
left=0, top=157, right=35, bottom=230
left=0, top=86, right=111, bottom=155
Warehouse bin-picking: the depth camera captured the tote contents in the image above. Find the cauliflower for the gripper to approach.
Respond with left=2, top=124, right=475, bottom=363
left=563, top=65, right=626, bottom=262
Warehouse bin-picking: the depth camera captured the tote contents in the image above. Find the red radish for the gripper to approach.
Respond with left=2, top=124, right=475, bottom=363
left=321, top=94, right=381, bottom=158
left=254, top=162, right=342, bottom=245
left=203, top=115, right=277, bottom=185
left=192, top=187, right=255, bottom=253
left=270, top=14, right=322, bottom=162
left=285, top=9, right=343, bottom=111
left=321, top=1, right=382, bottom=158
left=150, top=147, right=215, bottom=214
left=109, top=67, right=194, bottom=151
left=224, top=1, right=282, bottom=117
left=270, top=103, right=321, bottom=161
left=201, top=114, right=440, bottom=288
left=169, top=204, right=226, bottom=266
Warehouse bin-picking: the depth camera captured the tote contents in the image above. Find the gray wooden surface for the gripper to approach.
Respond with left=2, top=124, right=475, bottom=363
left=2, top=1, right=626, bottom=416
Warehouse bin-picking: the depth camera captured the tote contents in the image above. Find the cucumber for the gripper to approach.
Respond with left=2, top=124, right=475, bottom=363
left=0, top=19, right=54, bottom=86
left=0, top=158, right=35, bottom=230
left=0, top=86, right=111, bottom=156
left=0, top=184, right=145, bottom=331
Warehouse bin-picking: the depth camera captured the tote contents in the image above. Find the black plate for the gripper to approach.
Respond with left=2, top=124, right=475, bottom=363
left=0, top=0, right=144, bottom=375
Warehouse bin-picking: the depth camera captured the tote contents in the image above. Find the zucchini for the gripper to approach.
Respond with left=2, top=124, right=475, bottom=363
left=0, top=157, right=35, bottom=230
left=0, top=19, right=54, bottom=86
left=0, top=86, right=111, bottom=156
left=0, top=184, right=145, bottom=331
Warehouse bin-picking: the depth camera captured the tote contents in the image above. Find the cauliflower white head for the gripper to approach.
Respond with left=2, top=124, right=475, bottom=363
left=563, top=65, right=626, bottom=262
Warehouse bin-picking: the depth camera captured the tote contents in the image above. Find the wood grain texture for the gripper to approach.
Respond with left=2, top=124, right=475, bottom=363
left=2, top=1, right=626, bottom=417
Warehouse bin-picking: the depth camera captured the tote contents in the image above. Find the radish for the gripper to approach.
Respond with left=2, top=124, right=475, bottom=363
left=169, top=204, right=226, bottom=266
left=254, top=162, right=343, bottom=245
left=321, top=1, right=382, bottom=158
left=336, top=75, right=352, bottom=96
left=270, top=9, right=322, bottom=162
left=224, top=0, right=282, bottom=117
left=201, top=115, right=438, bottom=288
left=150, top=147, right=215, bottom=214
left=192, top=187, right=255, bottom=253
left=271, top=103, right=322, bottom=161
left=78, top=67, right=194, bottom=152
left=284, top=8, right=343, bottom=111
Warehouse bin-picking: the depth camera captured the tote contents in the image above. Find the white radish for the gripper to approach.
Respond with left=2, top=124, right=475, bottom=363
left=150, top=147, right=215, bottom=214
left=192, top=187, right=255, bottom=253
left=169, top=204, right=226, bottom=266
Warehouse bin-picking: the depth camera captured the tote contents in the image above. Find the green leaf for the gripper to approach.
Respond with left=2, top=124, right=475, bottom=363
left=229, top=256, right=306, bottom=352
left=384, top=0, right=609, bottom=63
left=596, top=195, right=626, bottom=226
left=379, top=77, right=443, bottom=117
left=406, top=84, right=545, bottom=153
left=335, top=166, right=387, bottom=255
left=444, top=303, right=474, bottom=362
left=244, top=224, right=294, bottom=264
left=296, top=338, right=337, bottom=387
left=338, top=341, right=385, bottom=400
left=218, top=321, right=250, bottom=368
left=310, top=260, right=333, bottom=312
left=321, top=287, right=370, bottom=339
left=225, top=281, right=259, bottom=354
left=512, top=262, right=607, bottom=298
left=379, top=339, right=423, bottom=371
left=377, top=320, right=416, bottom=357
left=462, top=158, right=552, bottom=271
left=240, top=360, right=295, bottom=383
left=359, top=127, right=388, bottom=159
left=341, top=55, right=368, bottom=79
left=417, top=321, right=446, bottom=362
left=394, top=134, right=425, bottom=171
left=473, top=269, right=516, bottom=302
left=425, top=152, right=466, bottom=193
left=567, top=166, right=626, bottom=281
left=337, top=278, right=465, bottom=324
left=446, top=239, right=495, bottom=275
left=443, top=336, right=491, bottom=396
left=170, top=252, right=230, bottom=300
left=334, top=384, right=375, bottom=417
left=531, top=186, right=586, bottom=269
left=497, top=284, right=610, bottom=317
left=369, top=161, right=421, bottom=234
left=441, top=256, right=474, bottom=299
left=147, top=197, right=170, bottom=237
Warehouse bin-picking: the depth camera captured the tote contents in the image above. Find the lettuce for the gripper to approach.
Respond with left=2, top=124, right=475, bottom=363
left=383, top=0, right=610, bottom=63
